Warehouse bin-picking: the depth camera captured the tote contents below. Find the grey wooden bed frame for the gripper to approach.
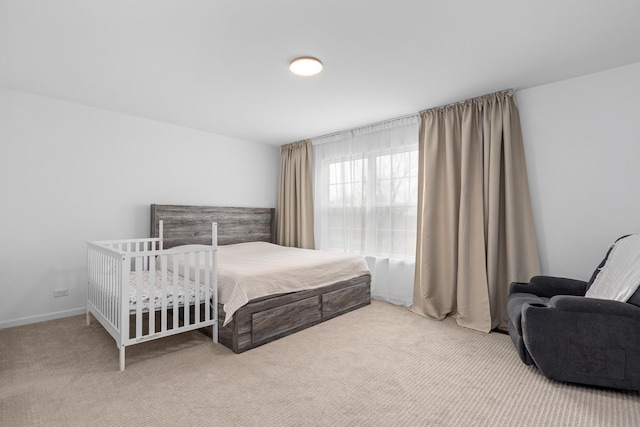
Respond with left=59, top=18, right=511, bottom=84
left=150, top=204, right=371, bottom=353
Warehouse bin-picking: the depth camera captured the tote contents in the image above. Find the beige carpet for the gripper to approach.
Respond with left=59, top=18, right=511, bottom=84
left=1, top=301, right=639, bottom=426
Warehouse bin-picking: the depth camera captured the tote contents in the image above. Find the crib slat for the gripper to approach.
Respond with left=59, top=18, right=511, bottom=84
left=204, top=250, right=210, bottom=323
left=194, top=251, right=200, bottom=324
left=95, top=251, right=101, bottom=317
left=148, top=260, right=156, bottom=335
left=115, top=257, right=120, bottom=331
left=183, top=252, right=190, bottom=326
left=110, top=253, right=114, bottom=324
left=93, top=250, right=99, bottom=315
left=105, top=254, right=109, bottom=322
left=107, top=253, right=112, bottom=325
left=106, top=254, right=111, bottom=326
left=100, top=252, right=106, bottom=320
left=135, top=256, right=143, bottom=339
left=212, top=223, right=218, bottom=343
left=160, top=255, right=168, bottom=333
left=88, top=248, right=93, bottom=312
left=143, top=241, right=149, bottom=271
left=115, top=257, right=120, bottom=328
left=87, top=249, right=92, bottom=307
left=121, top=253, right=128, bottom=344
left=100, top=251, right=104, bottom=323
left=173, top=256, right=179, bottom=330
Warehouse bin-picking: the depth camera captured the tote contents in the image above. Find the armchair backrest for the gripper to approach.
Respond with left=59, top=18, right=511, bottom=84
left=587, top=234, right=640, bottom=308
left=630, top=290, right=640, bottom=307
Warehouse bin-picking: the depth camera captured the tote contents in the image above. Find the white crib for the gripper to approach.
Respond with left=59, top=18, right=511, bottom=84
left=86, top=221, right=218, bottom=371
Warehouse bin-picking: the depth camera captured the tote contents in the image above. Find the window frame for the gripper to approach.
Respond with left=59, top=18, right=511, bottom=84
left=323, top=144, right=418, bottom=259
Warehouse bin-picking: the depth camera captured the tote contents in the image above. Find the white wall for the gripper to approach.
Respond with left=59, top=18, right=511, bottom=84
left=0, top=87, right=280, bottom=328
left=4, top=63, right=638, bottom=328
left=518, top=61, right=640, bottom=280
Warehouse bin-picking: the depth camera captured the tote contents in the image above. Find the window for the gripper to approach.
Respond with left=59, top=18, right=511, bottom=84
left=313, top=116, right=419, bottom=262
left=325, top=147, right=418, bottom=260
left=312, top=116, right=419, bottom=306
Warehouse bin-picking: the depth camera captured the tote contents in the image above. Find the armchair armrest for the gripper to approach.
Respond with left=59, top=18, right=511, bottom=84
left=550, top=295, right=640, bottom=319
left=509, top=275, right=588, bottom=298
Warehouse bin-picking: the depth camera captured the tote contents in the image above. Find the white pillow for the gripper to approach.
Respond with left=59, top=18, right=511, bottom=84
left=585, top=234, right=640, bottom=301
left=155, top=244, right=214, bottom=276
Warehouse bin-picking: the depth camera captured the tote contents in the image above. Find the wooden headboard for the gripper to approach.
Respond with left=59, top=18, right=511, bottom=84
left=150, top=204, right=275, bottom=248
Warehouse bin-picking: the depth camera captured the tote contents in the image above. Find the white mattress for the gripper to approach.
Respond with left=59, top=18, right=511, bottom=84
left=127, top=270, right=211, bottom=313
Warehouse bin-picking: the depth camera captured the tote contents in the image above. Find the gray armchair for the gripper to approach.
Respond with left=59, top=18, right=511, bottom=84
left=507, top=235, right=640, bottom=391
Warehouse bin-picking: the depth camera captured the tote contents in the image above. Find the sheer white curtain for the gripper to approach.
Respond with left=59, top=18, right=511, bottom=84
left=312, top=116, right=419, bottom=306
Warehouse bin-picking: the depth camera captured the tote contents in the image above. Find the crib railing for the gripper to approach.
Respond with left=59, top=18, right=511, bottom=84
left=87, top=221, right=218, bottom=371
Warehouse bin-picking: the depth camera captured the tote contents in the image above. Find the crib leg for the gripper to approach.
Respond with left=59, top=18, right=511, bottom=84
left=213, top=322, right=218, bottom=344
left=86, top=310, right=90, bottom=326
left=119, top=347, right=125, bottom=371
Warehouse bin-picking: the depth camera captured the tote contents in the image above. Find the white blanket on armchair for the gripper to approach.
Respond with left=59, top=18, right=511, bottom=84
left=586, top=234, right=640, bottom=301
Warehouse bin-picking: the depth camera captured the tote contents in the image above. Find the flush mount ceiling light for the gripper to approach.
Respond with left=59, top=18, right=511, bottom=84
left=289, top=57, right=323, bottom=76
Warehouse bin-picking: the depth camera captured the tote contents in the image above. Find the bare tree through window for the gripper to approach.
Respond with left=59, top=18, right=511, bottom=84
left=326, top=146, right=418, bottom=260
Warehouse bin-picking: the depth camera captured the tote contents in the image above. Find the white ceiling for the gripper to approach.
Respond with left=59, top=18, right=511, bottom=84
left=1, top=1, right=639, bottom=146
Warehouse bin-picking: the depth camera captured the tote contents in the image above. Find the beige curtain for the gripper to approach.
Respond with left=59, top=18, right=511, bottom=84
left=410, top=90, right=540, bottom=332
left=277, top=140, right=315, bottom=249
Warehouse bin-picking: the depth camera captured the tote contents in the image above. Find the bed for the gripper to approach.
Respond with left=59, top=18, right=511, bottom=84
left=150, top=204, right=372, bottom=353
left=86, top=222, right=218, bottom=371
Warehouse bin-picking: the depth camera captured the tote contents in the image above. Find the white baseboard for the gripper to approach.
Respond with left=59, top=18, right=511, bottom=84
left=0, top=307, right=86, bottom=329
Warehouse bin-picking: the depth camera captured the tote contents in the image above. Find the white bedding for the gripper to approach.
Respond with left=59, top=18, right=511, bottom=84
left=127, top=270, right=211, bottom=313
left=163, top=242, right=371, bottom=326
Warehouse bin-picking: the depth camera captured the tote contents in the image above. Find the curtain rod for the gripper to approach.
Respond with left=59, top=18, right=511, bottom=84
left=304, top=88, right=514, bottom=146
left=309, top=112, right=419, bottom=144
left=419, top=89, right=514, bottom=114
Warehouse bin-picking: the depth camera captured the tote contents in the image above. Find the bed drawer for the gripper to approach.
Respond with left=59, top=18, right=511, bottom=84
left=251, top=296, right=321, bottom=344
left=322, top=282, right=370, bottom=319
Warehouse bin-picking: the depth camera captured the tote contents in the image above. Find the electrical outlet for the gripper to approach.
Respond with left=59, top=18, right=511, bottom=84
left=53, top=288, right=69, bottom=297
